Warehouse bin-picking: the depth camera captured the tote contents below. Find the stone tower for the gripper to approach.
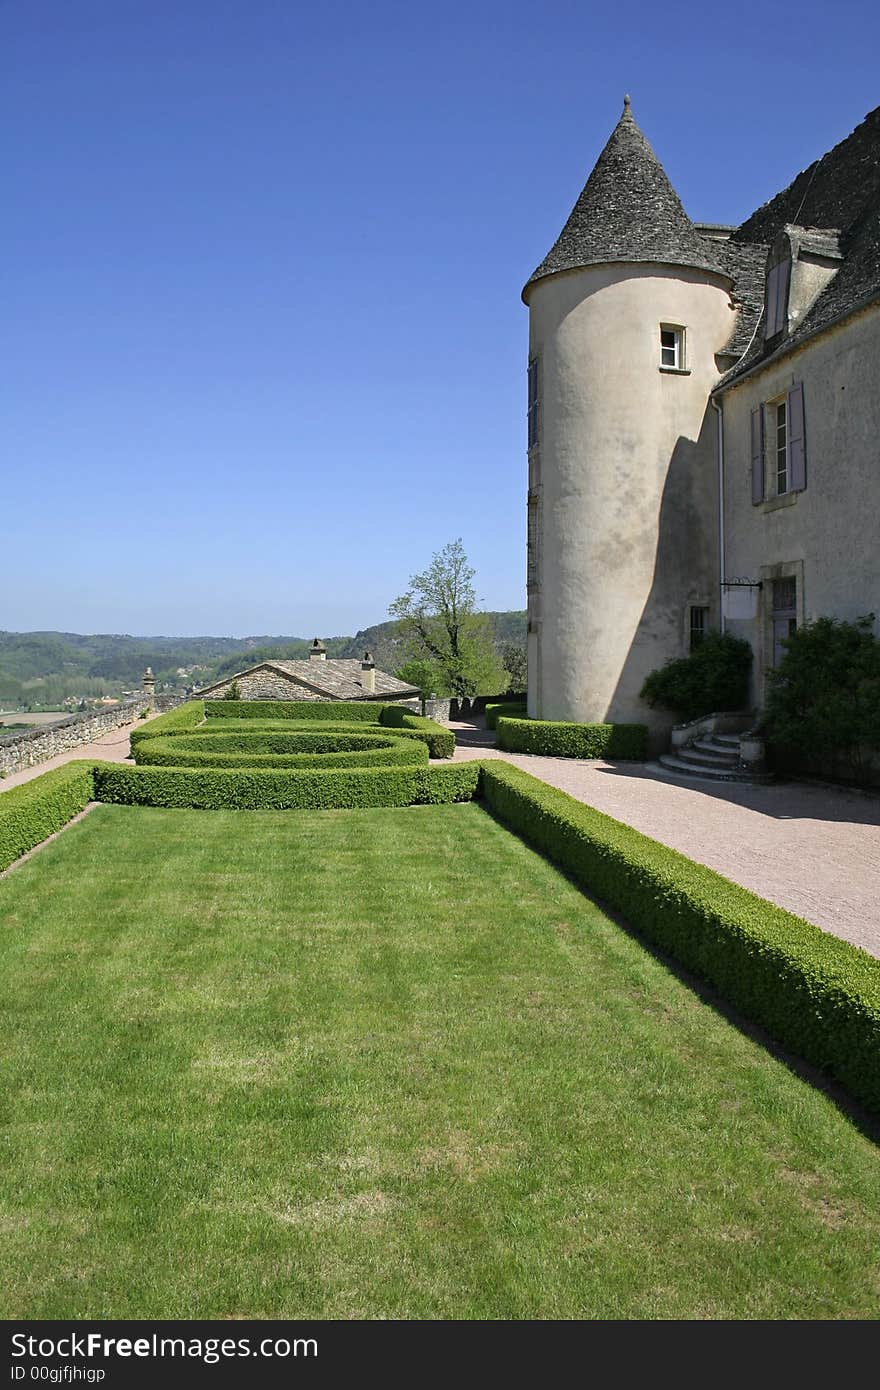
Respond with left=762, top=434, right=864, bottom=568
left=523, top=98, right=736, bottom=743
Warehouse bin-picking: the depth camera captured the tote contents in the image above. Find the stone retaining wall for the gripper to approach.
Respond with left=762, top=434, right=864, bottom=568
left=0, top=697, right=179, bottom=777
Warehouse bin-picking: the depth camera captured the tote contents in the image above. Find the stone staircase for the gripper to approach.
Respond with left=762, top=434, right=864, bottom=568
left=657, top=729, right=772, bottom=785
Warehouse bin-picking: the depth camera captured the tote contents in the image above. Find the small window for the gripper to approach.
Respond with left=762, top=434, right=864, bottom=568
left=689, top=606, right=709, bottom=652
left=660, top=325, right=685, bottom=371
left=527, top=358, right=539, bottom=449
left=775, top=400, right=788, bottom=495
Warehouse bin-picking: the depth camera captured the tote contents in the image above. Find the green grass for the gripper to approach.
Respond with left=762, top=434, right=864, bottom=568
left=1, top=803, right=879, bottom=1319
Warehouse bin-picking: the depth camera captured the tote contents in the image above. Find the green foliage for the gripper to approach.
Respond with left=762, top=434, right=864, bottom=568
left=378, top=705, right=455, bottom=757
left=485, top=700, right=528, bottom=731
left=224, top=679, right=241, bottom=701
left=496, top=717, right=647, bottom=760
left=499, top=642, right=528, bottom=693
left=480, top=761, right=880, bottom=1116
left=640, top=632, right=753, bottom=721
left=134, top=731, right=427, bottom=770
left=389, top=539, right=508, bottom=699
left=129, top=701, right=205, bottom=746
left=0, top=761, right=95, bottom=871
left=765, top=616, right=880, bottom=779
left=395, top=659, right=442, bottom=699
left=204, top=699, right=382, bottom=723
left=92, top=762, right=475, bottom=811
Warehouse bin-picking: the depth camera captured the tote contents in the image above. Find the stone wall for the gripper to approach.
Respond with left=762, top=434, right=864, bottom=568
left=0, top=697, right=177, bottom=777
left=203, top=671, right=324, bottom=701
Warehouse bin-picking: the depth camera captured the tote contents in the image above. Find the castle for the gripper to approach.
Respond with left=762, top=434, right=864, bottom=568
left=524, top=97, right=880, bottom=747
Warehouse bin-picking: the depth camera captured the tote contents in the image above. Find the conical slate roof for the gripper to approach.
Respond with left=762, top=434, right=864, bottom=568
left=524, top=97, right=729, bottom=296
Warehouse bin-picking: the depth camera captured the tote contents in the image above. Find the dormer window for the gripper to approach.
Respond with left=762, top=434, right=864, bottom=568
left=765, top=258, right=791, bottom=338
left=660, top=325, right=686, bottom=371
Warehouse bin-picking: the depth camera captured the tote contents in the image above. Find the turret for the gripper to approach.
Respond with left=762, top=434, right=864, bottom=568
left=523, top=98, right=736, bottom=744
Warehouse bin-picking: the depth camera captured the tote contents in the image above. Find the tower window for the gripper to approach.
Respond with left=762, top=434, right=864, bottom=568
left=527, top=358, right=539, bottom=449
left=660, top=325, right=686, bottom=371
left=775, top=399, right=788, bottom=495
left=689, top=606, right=709, bottom=651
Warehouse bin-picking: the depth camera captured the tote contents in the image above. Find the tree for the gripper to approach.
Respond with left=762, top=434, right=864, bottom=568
left=389, top=540, right=508, bottom=700
left=499, top=642, right=528, bottom=693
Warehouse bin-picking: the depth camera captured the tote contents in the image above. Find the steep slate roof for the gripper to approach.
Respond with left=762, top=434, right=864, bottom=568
left=524, top=96, right=729, bottom=296
left=716, top=104, right=880, bottom=386
left=196, top=659, right=419, bottom=701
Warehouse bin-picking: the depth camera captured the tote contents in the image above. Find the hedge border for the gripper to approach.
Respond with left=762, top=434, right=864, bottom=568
left=496, top=716, right=647, bottom=760
left=485, top=701, right=527, bottom=730
left=202, top=701, right=455, bottom=758
left=480, top=760, right=880, bottom=1115
left=0, top=761, right=95, bottom=872
left=130, top=701, right=205, bottom=747
left=92, top=761, right=478, bottom=811
left=132, top=731, right=428, bottom=770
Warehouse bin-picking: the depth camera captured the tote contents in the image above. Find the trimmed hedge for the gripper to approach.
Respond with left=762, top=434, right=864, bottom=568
left=379, top=706, right=455, bottom=758
left=133, top=731, right=428, bottom=770
left=485, top=700, right=527, bottom=730
left=0, top=761, right=95, bottom=872
left=480, top=761, right=880, bottom=1115
left=130, top=701, right=205, bottom=746
left=204, top=699, right=386, bottom=723
left=496, top=717, right=647, bottom=760
left=92, top=761, right=477, bottom=811
left=202, top=700, right=455, bottom=757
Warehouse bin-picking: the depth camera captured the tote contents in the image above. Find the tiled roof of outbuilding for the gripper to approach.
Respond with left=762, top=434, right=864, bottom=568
left=524, top=97, right=730, bottom=296
left=196, top=659, right=419, bottom=701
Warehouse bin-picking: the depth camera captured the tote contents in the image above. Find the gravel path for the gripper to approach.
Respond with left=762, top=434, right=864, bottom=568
left=446, top=721, right=880, bottom=958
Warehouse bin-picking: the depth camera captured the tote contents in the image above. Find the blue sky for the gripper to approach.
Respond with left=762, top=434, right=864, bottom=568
left=3, top=0, right=878, bottom=637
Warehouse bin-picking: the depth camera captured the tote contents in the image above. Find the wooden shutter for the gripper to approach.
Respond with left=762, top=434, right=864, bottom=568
left=776, top=259, right=791, bottom=333
left=765, top=265, right=780, bottom=335
left=787, top=382, right=806, bottom=491
left=751, top=405, right=765, bottom=504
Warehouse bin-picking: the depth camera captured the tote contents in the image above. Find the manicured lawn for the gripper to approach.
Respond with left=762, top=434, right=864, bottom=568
left=1, top=802, right=878, bottom=1319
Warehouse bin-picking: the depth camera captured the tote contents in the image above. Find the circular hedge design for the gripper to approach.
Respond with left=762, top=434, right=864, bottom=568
left=133, top=728, right=428, bottom=770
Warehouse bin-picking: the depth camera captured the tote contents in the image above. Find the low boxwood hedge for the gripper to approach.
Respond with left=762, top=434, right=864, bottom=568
left=130, top=701, right=205, bottom=746
left=480, top=761, right=880, bottom=1116
left=133, top=730, right=428, bottom=770
left=92, top=761, right=478, bottom=811
left=485, top=701, right=528, bottom=730
left=496, top=716, right=647, bottom=760
left=378, top=706, right=455, bottom=758
left=204, top=699, right=384, bottom=723
left=0, top=761, right=95, bottom=872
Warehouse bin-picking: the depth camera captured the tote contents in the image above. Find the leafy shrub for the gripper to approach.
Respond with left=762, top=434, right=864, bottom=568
left=640, top=632, right=752, bottom=721
left=765, top=616, right=880, bottom=781
left=0, top=761, right=95, bottom=871
left=485, top=701, right=527, bottom=730
left=224, top=679, right=241, bottom=701
left=133, top=730, right=427, bottom=769
left=92, top=762, right=477, bottom=811
left=496, top=718, right=647, bottom=760
left=480, top=761, right=880, bottom=1116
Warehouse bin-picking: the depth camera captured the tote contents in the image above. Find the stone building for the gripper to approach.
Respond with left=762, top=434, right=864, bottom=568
left=524, top=98, right=880, bottom=746
left=195, top=639, right=421, bottom=705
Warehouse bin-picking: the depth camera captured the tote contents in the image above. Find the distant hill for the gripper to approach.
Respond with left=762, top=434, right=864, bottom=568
left=0, top=614, right=526, bottom=707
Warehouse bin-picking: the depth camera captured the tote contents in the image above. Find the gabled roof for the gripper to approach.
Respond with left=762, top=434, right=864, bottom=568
left=195, top=659, right=419, bottom=702
left=716, top=104, right=880, bottom=386
left=524, top=96, right=730, bottom=297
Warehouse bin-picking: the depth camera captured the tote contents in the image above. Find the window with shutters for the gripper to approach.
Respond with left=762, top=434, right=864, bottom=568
left=751, top=382, right=806, bottom=504
left=527, top=358, right=539, bottom=449
left=527, top=491, right=539, bottom=592
left=764, top=258, right=791, bottom=339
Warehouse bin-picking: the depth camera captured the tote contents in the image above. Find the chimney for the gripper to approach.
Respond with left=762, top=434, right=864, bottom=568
left=361, top=650, right=376, bottom=694
left=141, top=666, right=156, bottom=711
left=309, top=637, right=327, bottom=662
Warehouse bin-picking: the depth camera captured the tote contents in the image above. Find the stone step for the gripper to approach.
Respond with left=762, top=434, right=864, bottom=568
left=690, top=738, right=741, bottom=765
left=657, top=753, right=773, bottom=784
left=707, top=732, right=743, bottom=749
